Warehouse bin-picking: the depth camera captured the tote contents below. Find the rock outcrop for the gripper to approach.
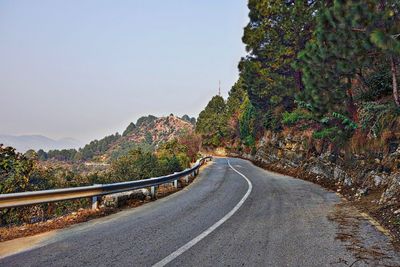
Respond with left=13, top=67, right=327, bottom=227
left=230, top=129, right=400, bottom=239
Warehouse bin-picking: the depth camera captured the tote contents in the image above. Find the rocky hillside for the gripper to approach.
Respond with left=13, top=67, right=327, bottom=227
left=123, top=115, right=194, bottom=146
left=231, top=128, right=400, bottom=241
left=39, top=114, right=195, bottom=162
left=104, top=115, right=194, bottom=160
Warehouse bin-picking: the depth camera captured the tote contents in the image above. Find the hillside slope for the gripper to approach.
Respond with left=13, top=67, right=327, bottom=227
left=103, top=115, right=195, bottom=161
left=40, top=114, right=195, bottom=162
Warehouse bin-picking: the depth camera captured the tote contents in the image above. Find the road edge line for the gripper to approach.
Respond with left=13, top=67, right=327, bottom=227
left=152, top=159, right=253, bottom=267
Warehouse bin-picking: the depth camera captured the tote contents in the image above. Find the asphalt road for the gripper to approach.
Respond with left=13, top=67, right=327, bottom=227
left=1, top=158, right=399, bottom=266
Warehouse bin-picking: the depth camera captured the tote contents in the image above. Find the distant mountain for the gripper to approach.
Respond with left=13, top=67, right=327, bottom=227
left=105, top=114, right=194, bottom=160
left=18, top=114, right=195, bottom=161
left=73, top=114, right=195, bottom=162
left=0, top=134, right=82, bottom=152
left=122, top=114, right=194, bottom=145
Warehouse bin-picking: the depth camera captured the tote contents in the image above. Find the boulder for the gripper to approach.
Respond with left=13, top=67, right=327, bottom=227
left=356, top=188, right=369, bottom=197
left=308, top=161, right=333, bottom=179
left=373, top=175, right=383, bottom=187
left=103, top=189, right=150, bottom=208
left=333, top=166, right=346, bottom=181
left=380, top=173, right=400, bottom=204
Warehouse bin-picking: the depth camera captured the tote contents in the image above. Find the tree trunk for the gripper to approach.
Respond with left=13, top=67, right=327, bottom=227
left=356, top=71, right=370, bottom=93
left=391, top=56, right=400, bottom=107
left=294, top=70, right=305, bottom=92
left=346, top=78, right=358, bottom=122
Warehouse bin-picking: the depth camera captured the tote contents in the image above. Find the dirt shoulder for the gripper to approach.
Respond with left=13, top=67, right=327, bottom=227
left=249, top=158, right=400, bottom=246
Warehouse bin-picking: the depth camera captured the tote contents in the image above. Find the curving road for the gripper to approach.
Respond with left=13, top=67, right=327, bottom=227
left=1, top=158, right=399, bottom=266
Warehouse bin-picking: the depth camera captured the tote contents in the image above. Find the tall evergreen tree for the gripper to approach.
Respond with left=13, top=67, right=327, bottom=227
left=370, top=0, right=400, bottom=106
left=196, top=95, right=227, bottom=147
left=298, top=0, right=400, bottom=118
left=240, top=0, right=321, bottom=114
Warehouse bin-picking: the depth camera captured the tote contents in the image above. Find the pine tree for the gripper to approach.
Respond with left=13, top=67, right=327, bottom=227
left=225, top=78, right=249, bottom=142
left=196, top=95, right=228, bottom=147
left=240, top=0, right=321, bottom=114
left=239, top=96, right=257, bottom=147
left=123, top=122, right=136, bottom=136
left=298, top=0, right=400, bottom=118
left=369, top=0, right=400, bottom=106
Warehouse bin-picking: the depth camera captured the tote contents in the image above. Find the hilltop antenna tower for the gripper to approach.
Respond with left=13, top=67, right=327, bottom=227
left=218, top=80, right=221, bottom=96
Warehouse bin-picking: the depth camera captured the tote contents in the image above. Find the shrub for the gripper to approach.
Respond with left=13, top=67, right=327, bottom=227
left=359, top=102, right=400, bottom=138
left=312, top=127, right=342, bottom=141
left=282, top=109, right=313, bottom=125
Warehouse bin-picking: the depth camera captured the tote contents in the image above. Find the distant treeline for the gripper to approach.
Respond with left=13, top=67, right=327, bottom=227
left=37, top=133, right=121, bottom=162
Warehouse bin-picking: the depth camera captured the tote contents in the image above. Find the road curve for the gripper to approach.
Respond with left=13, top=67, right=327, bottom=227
left=1, top=158, right=399, bottom=266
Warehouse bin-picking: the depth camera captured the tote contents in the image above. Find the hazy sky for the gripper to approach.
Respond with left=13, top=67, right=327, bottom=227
left=0, top=0, right=248, bottom=143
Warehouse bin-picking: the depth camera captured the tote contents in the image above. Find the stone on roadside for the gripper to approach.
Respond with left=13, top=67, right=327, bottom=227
left=103, top=189, right=150, bottom=208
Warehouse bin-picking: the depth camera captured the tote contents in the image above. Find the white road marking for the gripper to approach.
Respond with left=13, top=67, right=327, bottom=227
left=153, top=159, right=253, bottom=267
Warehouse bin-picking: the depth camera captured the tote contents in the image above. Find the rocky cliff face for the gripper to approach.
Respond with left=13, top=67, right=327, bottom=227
left=100, top=115, right=194, bottom=161
left=231, top=129, right=400, bottom=239
left=124, top=115, right=194, bottom=146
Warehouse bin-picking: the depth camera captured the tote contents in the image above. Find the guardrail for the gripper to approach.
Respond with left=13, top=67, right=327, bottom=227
left=0, top=156, right=212, bottom=210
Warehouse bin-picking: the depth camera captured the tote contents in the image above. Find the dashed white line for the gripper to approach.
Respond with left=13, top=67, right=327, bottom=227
left=152, top=159, right=253, bottom=267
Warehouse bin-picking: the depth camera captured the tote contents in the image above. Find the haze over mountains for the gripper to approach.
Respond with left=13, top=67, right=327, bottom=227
left=0, top=134, right=82, bottom=152
left=0, top=114, right=196, bottom=155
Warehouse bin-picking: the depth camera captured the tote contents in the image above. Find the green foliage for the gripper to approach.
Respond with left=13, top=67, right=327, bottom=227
left=224, top=79, right=250, bottom=143
left=0, top=145, right=93, bottom=225
left=109, top=149, right=160, bottom=181
left=37, top=149, right=48, bottom=161
left=136, top=115, right=157, bottom=128
left=239, top=97, right=256, bottom=147
left=282, top=109, right=313, bottom=125
left=122, top=122, right=136, bottom=136
left=312, top=127, right=342, bottom=141
left=42, top=133, right=121, bottom=162
left=358, top=66, right=393, bottom=101
left=332, top=112, right=358, bottom=131
left=47, top=149, right=79, bottom=161
left=109, top=141, right=153, bottom=160
left=24, top=150, right=38, bottom=160
left=157, top=139, right=190, bottom=170
left=262, top=110, right=274, bottom=130
left=108, top=139, right=193, bottom=183
left=359, top=102, right=400, bottom=137
left=312, top=112, right=358, bottom=144
left=0, top=145, right=33, bottom=194
left=80, top=133, right=121, bottom=160
left=181, top=115, right=196, bottom=125
left=240, top=0, right=320, bottom=115
left=196, top=95, right=228, bottom=147
left=226, top=78, right=247, bottom=118
left=298, top=0, right=400, bottom=116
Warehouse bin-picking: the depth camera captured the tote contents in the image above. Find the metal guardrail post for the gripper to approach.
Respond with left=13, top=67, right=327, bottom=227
left=172, top=172, right=178, bottom=187
left=150, top=186, right=157, bottom=200
left=92, top=196, right=99, bottom=210
left=92, top=184, right=100, bottom=210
